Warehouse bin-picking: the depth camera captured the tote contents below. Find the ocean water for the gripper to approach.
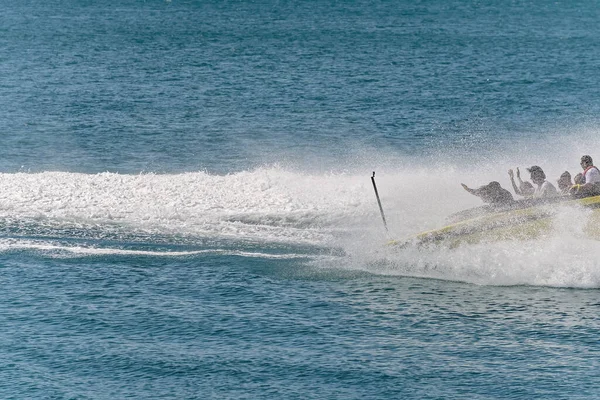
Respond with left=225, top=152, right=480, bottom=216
left=2, top=0, right=600, bottom=398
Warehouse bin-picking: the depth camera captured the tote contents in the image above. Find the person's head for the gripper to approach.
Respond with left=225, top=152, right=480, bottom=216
left=527, top=165, right=546, bottom=185
left=520, top=181, right=535, bottom=196
left=574, top=172, right=584, bottom=185
left=581, top=155, right=593, bottom=170
left=557, top=171, right=572, bottom=191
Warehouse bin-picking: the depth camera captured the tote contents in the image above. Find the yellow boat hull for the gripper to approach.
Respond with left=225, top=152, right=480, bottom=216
left=391, top=195, right=600, bottom=248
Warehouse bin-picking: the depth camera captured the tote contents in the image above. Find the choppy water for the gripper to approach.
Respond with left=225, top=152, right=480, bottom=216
left=2, top=0, right=600, bottom=398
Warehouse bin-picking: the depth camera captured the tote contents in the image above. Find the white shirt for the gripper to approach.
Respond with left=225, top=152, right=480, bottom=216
left=534, top=181, right=558, bottom=198
left=584, top=166, right=600, bottom=184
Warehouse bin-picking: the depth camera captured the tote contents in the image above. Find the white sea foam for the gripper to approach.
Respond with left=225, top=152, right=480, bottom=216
left=0, top=238, right=317, bottom=260
left=1, top=131, right=599, bottom=287
left=0, top=168, right=375, bottom=245
left=339, top=192, right=600, bottom=288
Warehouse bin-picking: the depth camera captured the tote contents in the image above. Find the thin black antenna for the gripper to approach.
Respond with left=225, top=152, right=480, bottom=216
left=371, top=171, right=388, bottom=232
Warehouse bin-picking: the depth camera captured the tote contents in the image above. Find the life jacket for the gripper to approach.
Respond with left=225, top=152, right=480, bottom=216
left=582, top=165, right=600, bottom=184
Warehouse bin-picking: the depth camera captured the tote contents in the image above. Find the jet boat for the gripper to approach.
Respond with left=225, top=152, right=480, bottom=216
left=389, top=195, right=600, bottom=248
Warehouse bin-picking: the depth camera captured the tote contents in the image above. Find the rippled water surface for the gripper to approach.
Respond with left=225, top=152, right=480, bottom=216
left=2, top=0, right=600, bottom=398
left=4, top=254, right=600, bottom=399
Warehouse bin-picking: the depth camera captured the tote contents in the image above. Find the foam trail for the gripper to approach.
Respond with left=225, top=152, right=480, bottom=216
left=0, top=169, right=371, bottom=245
left=1, top=128, right=600, bottom=287
left=0, top=238, right=320, bottom=260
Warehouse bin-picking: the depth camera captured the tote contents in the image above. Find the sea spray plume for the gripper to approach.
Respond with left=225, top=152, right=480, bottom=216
left=0, top=168, right=382, bottom=246
left=340, top=206, right=600, bottom=288
left=1, top=135, right=600, bottom=288
left=329, top=146, right=600, bottom=288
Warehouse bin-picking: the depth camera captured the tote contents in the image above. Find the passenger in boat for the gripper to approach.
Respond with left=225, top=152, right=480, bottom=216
left=508, top=168, right=535, bottom=197
left=570, top=155, right=600, bottom=197
left=557, top=171, right=573, bottom=195
left=461, top=181, right=514, bottom=206
left=527, top=165, right=558, bottom=198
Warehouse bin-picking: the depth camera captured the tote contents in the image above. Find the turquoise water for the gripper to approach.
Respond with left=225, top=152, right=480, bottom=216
left=2, top=0, right=600, bottom=398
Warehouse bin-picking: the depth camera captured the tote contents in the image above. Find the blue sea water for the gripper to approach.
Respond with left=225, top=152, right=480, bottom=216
left=2, top=0, right=600, bottom=398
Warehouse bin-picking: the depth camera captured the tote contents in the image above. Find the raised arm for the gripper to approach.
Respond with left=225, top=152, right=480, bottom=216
left=508, top=169, right=521, bottom=196
left=461, top=183, right=476, bottom=195
left=516, top=167, right=525, bottom=186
